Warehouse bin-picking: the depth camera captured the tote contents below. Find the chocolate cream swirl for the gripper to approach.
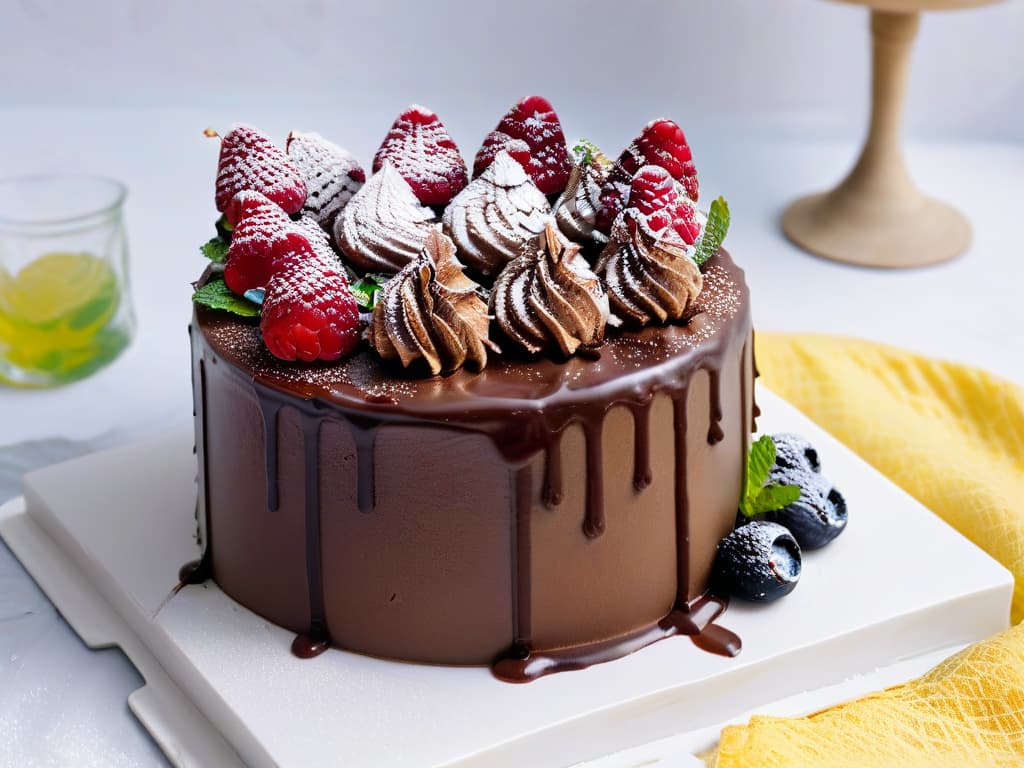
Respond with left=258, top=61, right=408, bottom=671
left=595, top=209, right=703, bottom=327
left=335, top=161, right=436, bottom=274
left=553, top=147, right=608, bottom=244
left=370, top=229, right=493, bottom=375
left=490, top=222, right=609, bottom=357
left=442, top=151, right=552, bottom=279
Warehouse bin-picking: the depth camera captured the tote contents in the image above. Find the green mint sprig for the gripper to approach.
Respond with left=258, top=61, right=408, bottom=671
left=572, top=139, right=608, bottom=168
left=739, top=435, right=801, bottom=518
left=201, top=217, right=233, bottom=264
left=200, top=236, right=229, bottom=264
left=693, top=196, right=730, bottom=268
left=350, top=273, right=389, bottom=312
left=192, top=275, right=260, bottom=318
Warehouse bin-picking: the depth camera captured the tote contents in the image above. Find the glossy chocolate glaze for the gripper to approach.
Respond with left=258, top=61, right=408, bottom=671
left=188, top=249, right=753, bottom=680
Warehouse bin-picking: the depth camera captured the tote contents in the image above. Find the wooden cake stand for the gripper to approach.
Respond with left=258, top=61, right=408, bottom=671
left=783, top=0, right=1002, bottom=268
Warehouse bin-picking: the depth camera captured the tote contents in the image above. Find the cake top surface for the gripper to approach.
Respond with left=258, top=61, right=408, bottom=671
left=196, top=248, right=747, bottom=420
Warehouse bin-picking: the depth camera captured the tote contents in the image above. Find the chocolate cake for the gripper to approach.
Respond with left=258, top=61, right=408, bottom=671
left=188, top=99, right=755, bottom=682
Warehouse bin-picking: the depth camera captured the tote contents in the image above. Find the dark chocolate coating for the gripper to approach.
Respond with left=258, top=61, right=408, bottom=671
left=189, top=250, right=754, bottom=679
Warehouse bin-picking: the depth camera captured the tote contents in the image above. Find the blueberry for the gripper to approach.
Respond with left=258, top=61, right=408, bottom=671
left=767, top=465, right=848, bottom=549
left=771, top=432, right=820, bottom=474
left=712, top=521, right=801, bottom=602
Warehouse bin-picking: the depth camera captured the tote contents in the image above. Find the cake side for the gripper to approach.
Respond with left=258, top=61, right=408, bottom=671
left=190, top=249, right=752, bottom=671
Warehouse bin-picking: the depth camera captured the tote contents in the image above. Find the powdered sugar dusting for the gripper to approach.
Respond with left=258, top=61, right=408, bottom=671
left=335, top=162, right=436, bottom=273
left=441, top=151, right=551, bottom=278
left=215, top=124, right=306, bottom=219
left=372, top=106, right=468, bottom=206
left=494, top=96, right=572, bottom=195
left=287, top=131, right=365, bottom=231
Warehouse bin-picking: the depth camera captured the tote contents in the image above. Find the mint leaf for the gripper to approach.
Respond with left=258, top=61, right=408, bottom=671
left=192, top=275, right=260, bottom=318
left=750, top=484, right=801, bottom=516
left=740, top=435, right=776, bottom=517
left=693, top=196, right=730, bottom=268
left=572, top=139, right=608, bottom=168
left=200, top=237, right=229, bottom=264
left=739, top=435, right=804, bottom=517
left=350, top=273, right=389, bottom=311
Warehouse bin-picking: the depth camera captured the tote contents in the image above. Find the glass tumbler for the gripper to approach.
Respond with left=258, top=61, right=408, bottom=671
left=0, top=175, right=134, bottom=387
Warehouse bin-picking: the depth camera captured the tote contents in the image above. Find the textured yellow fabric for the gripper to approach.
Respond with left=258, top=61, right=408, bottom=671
left=756, top=332, right=1024, bottom=621
left=713, top=622, right=1024, bottom=767
left=706, top=333, right=1024, bottom=767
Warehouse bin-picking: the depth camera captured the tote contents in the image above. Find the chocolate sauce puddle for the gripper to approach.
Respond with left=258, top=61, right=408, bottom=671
left=492, top=595, right=739, bottom=683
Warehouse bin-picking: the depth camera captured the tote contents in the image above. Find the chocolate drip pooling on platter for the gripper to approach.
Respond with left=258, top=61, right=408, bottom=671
left=493, top=595, right=740, bottom=683
left=188, top=249, right=750, bottom=679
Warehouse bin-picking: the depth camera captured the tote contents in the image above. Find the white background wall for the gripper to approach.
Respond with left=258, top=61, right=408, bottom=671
left=2, top=0, right=1021, bottom=143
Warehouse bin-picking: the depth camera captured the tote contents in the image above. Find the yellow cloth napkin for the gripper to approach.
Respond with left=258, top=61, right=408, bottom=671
left=707, top=332, right=1024, bottom=767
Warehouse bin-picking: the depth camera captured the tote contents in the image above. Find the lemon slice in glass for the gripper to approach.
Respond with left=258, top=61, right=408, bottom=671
left=0, top=251, right=124, bottom=382
left=0, top=251, right=119, bottom=334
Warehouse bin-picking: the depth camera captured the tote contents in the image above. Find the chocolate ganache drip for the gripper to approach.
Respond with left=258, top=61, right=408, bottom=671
left=595, top=208, right=703, bottom=326
left=334, top=161, right=435, bottom=273
left=442, top=151, right=552, bottom=279
left=490, top=221, right=609, bottom=357
left=370, top=230, right=493, bottom=375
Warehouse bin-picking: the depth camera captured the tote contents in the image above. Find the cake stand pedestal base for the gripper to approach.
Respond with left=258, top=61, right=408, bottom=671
left=783, top=187, right=971, bottom=268
left=783, top=9, right=973, bottom=268
left=0, top=390, right=1012, bottom=767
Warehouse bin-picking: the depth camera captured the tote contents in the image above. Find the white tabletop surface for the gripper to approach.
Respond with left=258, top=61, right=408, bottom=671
left=0, top=108, right=1021, bottom=767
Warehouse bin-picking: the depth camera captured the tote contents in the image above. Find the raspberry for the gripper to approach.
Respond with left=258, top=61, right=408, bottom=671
left=260, top=257, right=361, bottom=362
left=472, top=131, right=531, bottom=179
left=596, top=119, right=698, bottom=235
left=372, top=105, right=468, bottom=206
left=491, top=96, right=571, bottom=195
left=214, top=125, right=306, bottom=225
left=627, top=165, right=701, bottom=245
left=628, top=165, right=677, bottom=218
left=635, top=119, right=698, bottom=201
left=223, top=191, right=313, bottom=294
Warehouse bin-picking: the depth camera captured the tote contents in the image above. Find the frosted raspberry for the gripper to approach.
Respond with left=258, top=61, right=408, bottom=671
left=596, top=119, right=698, bottom=236
left=214, top=125, right=306, bottom=225
left=260, top=257, right=361, bottom=362
left=372, top=105, right=468, bottom=206
left=491, top=96, right=571, bottom=195
left=472, top=131, right=532, bottom=179
left=627, top=166, right=701, bottom=246
left=223, top=191, right=313, bottom=294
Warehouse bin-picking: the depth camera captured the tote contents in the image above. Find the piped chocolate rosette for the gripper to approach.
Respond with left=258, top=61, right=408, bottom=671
left=194, top=104, right=731, bottom=371
left=491, top=222, right=609, bottom=357
left=369, top=229, right=493, bottom=375
left=553, top=140, right=611, bottom=246
left=442, top=151, right=553, bottom=280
